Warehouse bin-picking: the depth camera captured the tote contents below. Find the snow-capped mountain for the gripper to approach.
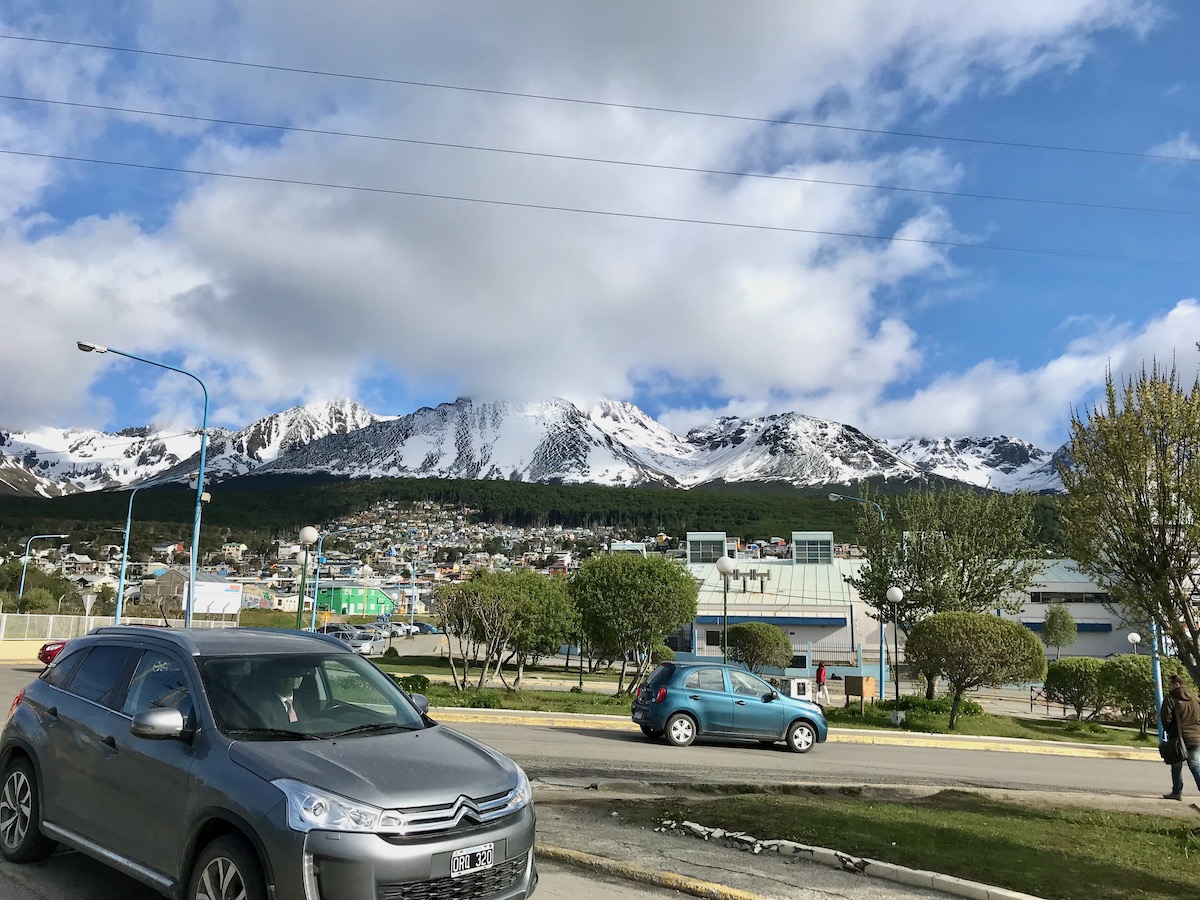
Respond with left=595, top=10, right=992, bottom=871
left=0, top=397, right=1065, bottom=497
left=681, top=413, right=923, bottom=487
left=0, top=400, right=380, bottom=494
left=887, top=436, right=1063, bottom=493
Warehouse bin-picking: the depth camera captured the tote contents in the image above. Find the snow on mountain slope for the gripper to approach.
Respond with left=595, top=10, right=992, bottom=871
left=888, top=436, right=1064, bottom=493
left=682, top=413, right=923, bottom=487
left=1, top=397, right=1065, bottom=496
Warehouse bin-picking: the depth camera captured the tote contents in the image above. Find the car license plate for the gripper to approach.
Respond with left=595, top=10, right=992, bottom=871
left=632, top=710, right=644, bottom=721
left=450, top=842, right=494, bottom=878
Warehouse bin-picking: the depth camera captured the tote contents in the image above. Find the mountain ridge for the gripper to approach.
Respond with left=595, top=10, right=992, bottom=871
left=0, top=397, right=1065, bottom=497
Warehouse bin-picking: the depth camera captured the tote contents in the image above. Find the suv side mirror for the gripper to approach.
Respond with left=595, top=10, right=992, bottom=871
left=409, top=693, right=430, bottom=714
left=130, top=707, right=186, bottom=740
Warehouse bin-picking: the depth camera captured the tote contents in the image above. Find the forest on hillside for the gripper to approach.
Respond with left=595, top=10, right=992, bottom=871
left=0, top=474, right=1066, bottom=556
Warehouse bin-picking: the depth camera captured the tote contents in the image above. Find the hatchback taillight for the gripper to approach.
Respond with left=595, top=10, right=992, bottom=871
left=7, top=688, right=24, bottom=721
left=652, top=687, right=667, bottom=704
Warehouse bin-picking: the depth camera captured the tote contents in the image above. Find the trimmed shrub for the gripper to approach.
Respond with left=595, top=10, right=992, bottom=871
left=398, top=674, right=431, bottom=694
left=1044, top=657, right=1104, bottom=719
left=883, top=694, right=984, bottom=717
left=651, top=644, right=675, bottom=664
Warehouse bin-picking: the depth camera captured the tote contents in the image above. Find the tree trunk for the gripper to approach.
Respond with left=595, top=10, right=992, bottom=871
left=616, top=656, right=628, bottom=697
left=925, top=674, right=936, bottom=700
left=948, top=690, right=962, bottom=730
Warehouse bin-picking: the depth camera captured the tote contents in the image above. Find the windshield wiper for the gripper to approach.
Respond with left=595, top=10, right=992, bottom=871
left=327, top=722, right=417, bottom=738
left=226, top=727, right=321, bottom=741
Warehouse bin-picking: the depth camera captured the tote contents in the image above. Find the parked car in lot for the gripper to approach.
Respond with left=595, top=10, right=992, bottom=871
left=36, top=640, right=67, bottom=667
left=0, top=626, right=537, bottom=900
left=630, top=661, right=828, bottom=753
left=344, top=629, right=388, bottom=656
left=413, top=621, right=440, bottom=634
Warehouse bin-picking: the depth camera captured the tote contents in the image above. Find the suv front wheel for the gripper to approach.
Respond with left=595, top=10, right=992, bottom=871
left=0, top=758, right=57, bottom=863
left=189, top=835, right=267, bottom=900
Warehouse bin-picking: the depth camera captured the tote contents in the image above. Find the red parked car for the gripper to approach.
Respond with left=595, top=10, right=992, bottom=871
left=36, top=640, right=67, bottom=666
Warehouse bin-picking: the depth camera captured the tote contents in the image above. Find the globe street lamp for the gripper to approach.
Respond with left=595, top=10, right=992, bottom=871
left=19, top=534, right=69, bottom=602
left=886, top=585, right=904, bottom=703
left=295, top=526, right=319, bottom=630
left=715, top=555, right=737, bottom=663
left=1127, top=632, right=1141, bottom=656
left=77, top=341, right=209, bottom=626
left=829, top=492, right=887, bottom=699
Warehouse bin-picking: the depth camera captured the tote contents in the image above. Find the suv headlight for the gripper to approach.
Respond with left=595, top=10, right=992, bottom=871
left=501, top=765, right=532, bottom=815
left=274, top=779, right=384, bottom=833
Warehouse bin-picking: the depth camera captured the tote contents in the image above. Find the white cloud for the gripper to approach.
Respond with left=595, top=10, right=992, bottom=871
left=0, top=0, right=1179, bottom=449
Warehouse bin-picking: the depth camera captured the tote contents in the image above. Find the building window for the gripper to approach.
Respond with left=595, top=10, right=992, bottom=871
left=664, top=625, right=693, bottom=654
left=1028, top=592, right=1110, bottom=604
left=793, top=539, right=832, bottom=564
left=705, top=630, right=722, bottom=647
left=689, top=539, right=725, bottom=564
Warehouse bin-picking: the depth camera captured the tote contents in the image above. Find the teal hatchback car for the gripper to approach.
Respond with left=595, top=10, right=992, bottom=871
left=631, top=662, right=828, bottom=753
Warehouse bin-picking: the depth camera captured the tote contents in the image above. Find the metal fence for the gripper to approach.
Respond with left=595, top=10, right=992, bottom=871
left=0, top=614, right=237, bottom=642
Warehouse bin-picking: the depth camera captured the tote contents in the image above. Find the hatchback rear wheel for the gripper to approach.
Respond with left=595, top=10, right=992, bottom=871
left=0, top=758, right=57, bottom=863
left=665, top=713, right=696, bottom=747
left=189, top=835, right=266, bottom=900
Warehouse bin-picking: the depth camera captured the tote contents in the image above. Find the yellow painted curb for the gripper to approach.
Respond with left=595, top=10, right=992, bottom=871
left=431, top=709, right=1158, bottom=760
left=536, top=843, right=773, bottom=900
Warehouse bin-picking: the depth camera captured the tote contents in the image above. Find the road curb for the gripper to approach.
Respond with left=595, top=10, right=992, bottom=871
left=535, top=843, right=774, bottom=900
left=431, top=708, right=1158, bottom=760
left=652, top=821, right=1047, bottom=900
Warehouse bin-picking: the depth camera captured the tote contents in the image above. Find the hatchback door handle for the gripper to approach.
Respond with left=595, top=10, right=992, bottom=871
left=735, top=700, right=747, bottom=706
left=688, top=695, right=700, bottom=701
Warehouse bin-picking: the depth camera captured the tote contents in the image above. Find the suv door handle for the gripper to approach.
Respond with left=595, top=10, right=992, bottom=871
left=101, top=735, right=117, bottom=749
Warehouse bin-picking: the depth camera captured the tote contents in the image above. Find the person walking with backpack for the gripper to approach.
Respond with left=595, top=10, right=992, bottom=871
left=1162, top=674, right=1200, bottom=801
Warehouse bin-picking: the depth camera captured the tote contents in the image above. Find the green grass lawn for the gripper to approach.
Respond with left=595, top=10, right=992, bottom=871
left=824, top=703, right=1155, bottom=748
left=617, top=789, right=1200, bottom=900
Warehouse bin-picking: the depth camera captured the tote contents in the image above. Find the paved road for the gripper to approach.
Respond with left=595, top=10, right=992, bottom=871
left=0, top=664, right=1166, bottom=899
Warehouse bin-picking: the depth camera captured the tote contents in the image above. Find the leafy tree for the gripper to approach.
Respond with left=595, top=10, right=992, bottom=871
left=570, top=553, right=697, bottom=695
left=726, top=622, right=792, bottom=674
left=905, top=612, right=1047, bottom=729
left=1098, top=653, right=1192, bottom=736
left=19, top=587, right=55, bottom=614
left=1044, top=656, right=1103, bottom=719
left=1041, top=604, right=1077, bottom=659
left=844, top=488, right=1045, bottom=697
left=1061, top=361, right=1200, bottom=687
left=500, top=573, right=576, bottom=688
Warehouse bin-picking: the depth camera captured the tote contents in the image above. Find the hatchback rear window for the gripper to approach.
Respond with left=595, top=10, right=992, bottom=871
left=645, top=664, right=675, bottom=687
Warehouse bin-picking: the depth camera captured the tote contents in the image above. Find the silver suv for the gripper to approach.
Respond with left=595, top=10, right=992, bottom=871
left=0, top=626, right=537, bottom=900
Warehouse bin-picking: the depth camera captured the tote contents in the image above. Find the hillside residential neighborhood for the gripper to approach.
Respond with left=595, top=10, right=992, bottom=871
left=10, top=497, right=1138, bottom=678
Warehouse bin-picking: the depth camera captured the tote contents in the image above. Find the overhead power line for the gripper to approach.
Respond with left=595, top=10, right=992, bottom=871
left=2, top=147, right=1193, bottom=267
left=3, top=32, right=1198, bottom=164
left=4, top=93, right=1196, bottom=220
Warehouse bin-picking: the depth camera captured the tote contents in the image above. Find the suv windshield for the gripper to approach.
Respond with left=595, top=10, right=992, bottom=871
left=200, top=653, right=425, bottom=740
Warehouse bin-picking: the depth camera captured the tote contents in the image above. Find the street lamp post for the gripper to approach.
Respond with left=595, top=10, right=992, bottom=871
left=295, top=527, right=318, bottom=630
left=1149, top=621, right=1166, bottom=743
left=830, top=493, right=887, bottom=700
left=309, top=528, right=362, bottom=632
left=114, top=486, right=145, bottom=625
left=715, top=555, right=736, bottom=663
left=19, top=534, right=69, bottom=602
left=77, top=341, right=209, bottom=626
left=409, top=556, right=420, bottom=637
left=1127, top=632, right=1141, bottom=656
left=886, top=586, right=904, bottom=704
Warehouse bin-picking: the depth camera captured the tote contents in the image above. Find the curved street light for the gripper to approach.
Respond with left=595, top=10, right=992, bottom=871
left=77, top=341, right=209, bottom=626
left=830, top=492, right=887, bottom=700
left=308, top=527, right=368, bottom=631
left=19, top=534, right=69, bottom=601
left=715, top=555, right=737, bottom=663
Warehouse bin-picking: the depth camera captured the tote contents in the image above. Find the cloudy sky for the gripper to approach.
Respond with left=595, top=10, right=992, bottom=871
left=2, top=0, right=1197, bottom=449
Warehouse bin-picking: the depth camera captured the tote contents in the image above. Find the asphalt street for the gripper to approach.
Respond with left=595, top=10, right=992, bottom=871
left=0, top=663, right=1174, bottom=899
